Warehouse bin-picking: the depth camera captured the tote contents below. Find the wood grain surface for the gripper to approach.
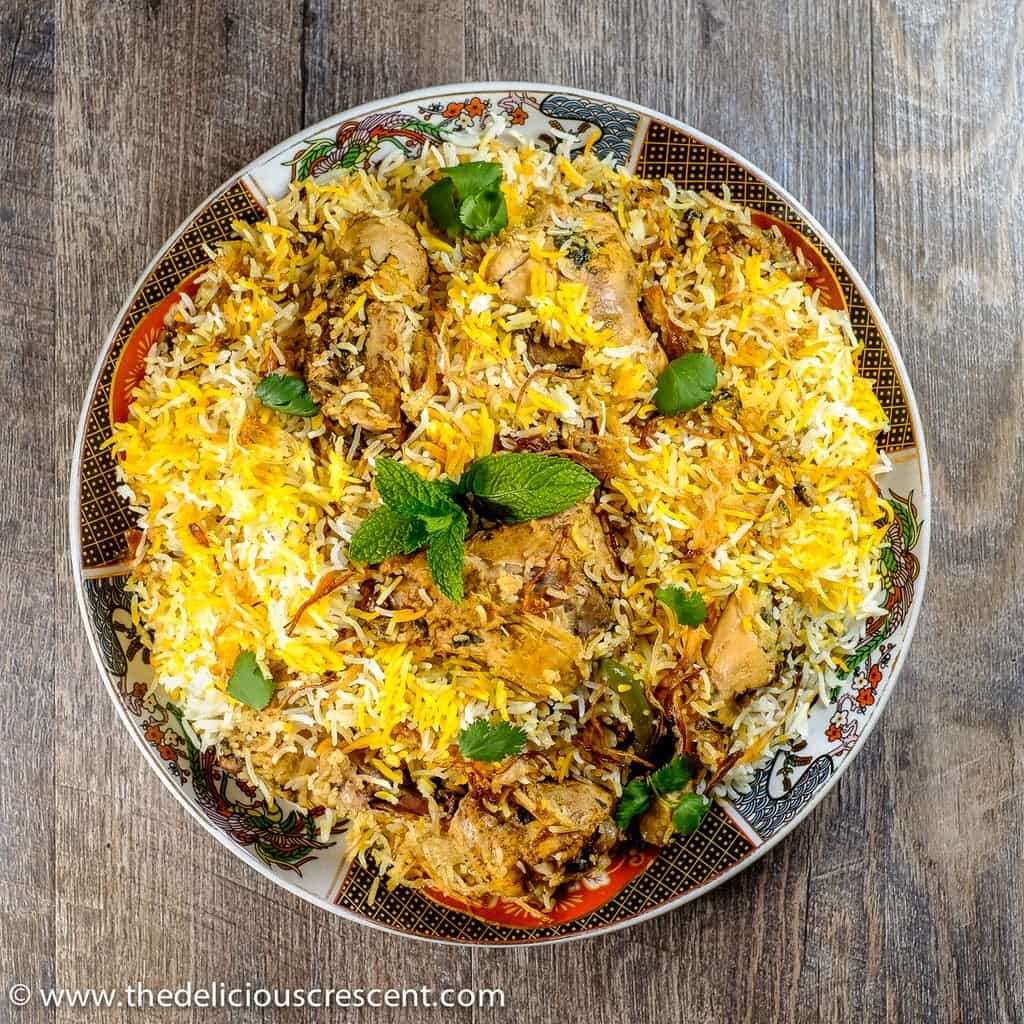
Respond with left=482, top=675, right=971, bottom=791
left=2, top=1, right=1021, bottom=1021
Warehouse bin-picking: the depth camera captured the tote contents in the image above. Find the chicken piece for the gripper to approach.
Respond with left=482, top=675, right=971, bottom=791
left=557, top=207, right=662, bottom=372
left=383, top=505, right=619, bottom=696
left=338, top=214, right=428, bottom=292
left=303, top=214, right=432, bottom=431
left=447, top=797, right=529, bottom=896
left=445, top=779, right=616, bottom=897
left=704, top=589, right=776, bottom=699
left=484, top=200, right=665, bottom=375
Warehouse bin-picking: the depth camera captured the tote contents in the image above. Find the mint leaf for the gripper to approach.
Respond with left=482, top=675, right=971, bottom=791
left=654, top=353, right=717, bottom=415
left=227, top=651, right=275, bottom=710
left=440, top=161, right=503, bottom=194
left=460, top=454, right=599, bottom=523
left=459, top=187, right=508, bottom=241
left=656, top=586, right=708, bottom=627
left=672, top=793, right=711, bottom=835
left=349, top=507, right=428, bottom=564
left=458, top=719, right=527, bottom=761
left=422, top=177, right=460, bottom=235
left=649, top=756, right=695, bottom=796
left=426, top=506, right=467, bottom=601
left=255, top=373, right=320, bottom=416
left=374, top=458, right=460, bottom=519
left=614, top=779, right=652, bottom=831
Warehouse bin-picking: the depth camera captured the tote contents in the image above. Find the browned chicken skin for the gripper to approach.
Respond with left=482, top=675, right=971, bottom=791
left=303, top=214, right=433, bottom=431
left=382, top=504, right=619, bottom=697
left=704, top=589, right=777, bottom=699
left=484, top=201, right=667, bottom=374
left=446, top=779, right=616, bottom=897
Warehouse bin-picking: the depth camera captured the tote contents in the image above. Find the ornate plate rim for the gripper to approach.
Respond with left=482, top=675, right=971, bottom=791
left=68, top=80, right=932, bottom=947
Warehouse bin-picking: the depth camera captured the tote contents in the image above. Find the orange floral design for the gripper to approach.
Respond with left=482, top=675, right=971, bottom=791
left=510, top=106, right=528, bottom=125
left=855, top=687, right=876, bottom=708
left=465, top=96, right=485, bottom=118
left=157, top=743, right=178, bottom=762
left=867, top=664, right=883, bottom=686
left=145, top=724, right=163, bottom=743
left=442, top=102, right=463, bottom=119
left=825, top=723, right=843, bottom=742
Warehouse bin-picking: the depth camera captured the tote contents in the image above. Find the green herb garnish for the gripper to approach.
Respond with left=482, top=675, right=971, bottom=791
left=255, top=373, right=320, bottom=416
left=654, top=352, right=717, bottom=415
left=348, top=459, right=464, bottom=600
left=460, top=453, right=599, bottom=523
left=374, top=458, right=459, bottom=519
left=348, top=506, right=428, bottom=564
left=458, top=188, right=508, bottom=241
left=348, top=453, right=598, bottom=603
left=226, top=651, right=275, bottom=710
left=458, top=719, right=528, bottom=762
left=649, top=756, right=695, bottom=796
left=425, top=506, right=468, bottom=603
left=614, top=779, right=652, bottom=831
left=655, top=585, right=708, bottom=627
left=614, top=756, right=709, bottom=837
left=671, top=793, right=711, bottom=835
left=422, top=161, right=508, bottom=241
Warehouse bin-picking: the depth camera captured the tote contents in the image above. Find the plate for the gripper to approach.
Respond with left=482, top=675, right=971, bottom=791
left=70, top=83, right=930, bottom=945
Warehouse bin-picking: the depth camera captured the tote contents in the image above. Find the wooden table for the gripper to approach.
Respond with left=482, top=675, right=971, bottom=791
left=3, top=1, right=1021, bottom=1021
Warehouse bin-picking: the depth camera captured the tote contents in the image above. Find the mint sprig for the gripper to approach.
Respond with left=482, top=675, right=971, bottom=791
left=349, top=507, right=428, bottom=564
left=348, top=453, right=599, bottom=602
left=460, top=453, right=598, bottom=523
left=426, top=507, right=467, bottom=602
left=374, top=458, right=457, bottom=519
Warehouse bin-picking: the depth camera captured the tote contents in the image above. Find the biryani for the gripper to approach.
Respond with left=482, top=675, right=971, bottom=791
left=111, top=125, right=890, bottom=909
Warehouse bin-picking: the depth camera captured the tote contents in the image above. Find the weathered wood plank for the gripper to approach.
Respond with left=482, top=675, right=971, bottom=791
left=0, top=4, right=57, bottom=1021
left=12, top=0, right=1020, bottom=1022
left=871, top=1, right=1024, bottom=1021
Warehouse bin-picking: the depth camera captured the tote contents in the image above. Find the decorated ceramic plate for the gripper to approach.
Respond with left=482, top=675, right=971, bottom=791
left=70, top=83, right=929, bottom=945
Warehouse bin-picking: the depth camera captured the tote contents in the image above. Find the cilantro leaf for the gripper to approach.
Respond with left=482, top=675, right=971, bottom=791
left=440, top=161, right=503, bottom=194
left=458, top=719, right=527, bottom=762
left=459, top=187, right=508, bottom=241
left=426, top=506, right=467, bottom=602
left=226, top=651, right=275, bottom=710
left=654, top=353, right=717, bottom=415
left=655, top=586, right=708, bottom=627
left=422, top=177, right=461, bottom=235
left=614, top=779, right=652, bottom=831
left=649, top=756, right=695, bottom=796
left=672, top=793, right=711, bottom=835
left=460, top=453, right=599, bottom=523
left=348, top=507, right=428, bottom=564
left=255, top=373, right=320, bottom=416
left=423, top=162, right=508, bottom=242
left=374, top=458, right=461, bottom=519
